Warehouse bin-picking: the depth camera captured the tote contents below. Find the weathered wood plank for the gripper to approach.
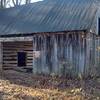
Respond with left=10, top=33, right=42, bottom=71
left=2, top=41, right=33, bottom=69
left=32, top=32, right=88, bottom=77
left=0, top=42, right=3, bottom=72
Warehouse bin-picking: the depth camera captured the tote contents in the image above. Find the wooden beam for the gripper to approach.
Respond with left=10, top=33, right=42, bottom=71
left=0, top=36, right=33, bottom=42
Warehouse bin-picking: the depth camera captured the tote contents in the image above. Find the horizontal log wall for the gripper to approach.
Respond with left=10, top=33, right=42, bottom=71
left=0, top=36, right=33, bottom=42
left=0, top=42, right=2, bottom=72
left=2, top=41, right=33, bottom=69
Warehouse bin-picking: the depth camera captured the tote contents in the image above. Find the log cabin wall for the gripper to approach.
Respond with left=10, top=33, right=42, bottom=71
left=0, top=42, right=3, bottom=72
left=2, top=41, right=33, bottom=69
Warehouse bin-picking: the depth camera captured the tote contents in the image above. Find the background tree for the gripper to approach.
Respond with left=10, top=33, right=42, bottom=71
left=0, top=0, right=10, bottom=8
left=11, top=0, right=31, bottom=6
left=0, top=0, right=41, bottom=8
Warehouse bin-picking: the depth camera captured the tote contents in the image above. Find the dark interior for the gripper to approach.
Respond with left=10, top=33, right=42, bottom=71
left=98, top=18, right=100, bottom=35
left=17, top=52, right=26, bottom=67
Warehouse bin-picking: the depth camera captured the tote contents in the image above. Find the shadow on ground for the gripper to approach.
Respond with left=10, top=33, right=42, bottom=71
left=0, top=91, right=4, bottom=100
left=0, top=70, right=100, bottom=100
left=0, top=69, right=81, bottom=89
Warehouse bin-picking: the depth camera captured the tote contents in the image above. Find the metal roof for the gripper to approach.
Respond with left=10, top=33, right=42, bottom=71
left=0, top=0, right=99, bottom=36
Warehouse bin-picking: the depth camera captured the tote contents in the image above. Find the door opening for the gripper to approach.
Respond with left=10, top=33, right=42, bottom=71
left=17, top=52, right=26, bottom=67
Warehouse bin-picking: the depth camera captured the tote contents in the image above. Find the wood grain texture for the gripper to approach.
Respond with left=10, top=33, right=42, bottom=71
left=0, top=42, right=3, bottom=71
left=32, top=32, right=87, bottom=77
left=1, top=32, right=100, bottom=77
left=2, top=41, right=33, bottom=69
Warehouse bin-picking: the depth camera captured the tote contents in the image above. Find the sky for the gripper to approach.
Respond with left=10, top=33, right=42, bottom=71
left=7, top=0, right=43, bottom=7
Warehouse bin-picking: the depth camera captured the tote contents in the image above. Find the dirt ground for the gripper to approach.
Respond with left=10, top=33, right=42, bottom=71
left=0, top=70, right=100, bottom=100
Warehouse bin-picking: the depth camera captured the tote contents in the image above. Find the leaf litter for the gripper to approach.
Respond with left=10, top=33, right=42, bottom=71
left=0, top=70, right=100, bottom=100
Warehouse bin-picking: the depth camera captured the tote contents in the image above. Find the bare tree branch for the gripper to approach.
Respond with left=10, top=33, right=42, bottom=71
left=0, top=0, right=33, bottom=8
left=12, top=0, right=16, bottom=6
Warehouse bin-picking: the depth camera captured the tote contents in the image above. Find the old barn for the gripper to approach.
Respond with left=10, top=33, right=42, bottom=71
left=0, top=0, right=100, bottom=77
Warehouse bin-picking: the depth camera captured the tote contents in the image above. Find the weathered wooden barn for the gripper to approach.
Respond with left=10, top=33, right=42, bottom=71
left=0, top=0, right=100, bottom=77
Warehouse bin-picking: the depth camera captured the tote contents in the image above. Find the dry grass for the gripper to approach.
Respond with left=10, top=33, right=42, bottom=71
left=0, top=70, right=100, bottom=100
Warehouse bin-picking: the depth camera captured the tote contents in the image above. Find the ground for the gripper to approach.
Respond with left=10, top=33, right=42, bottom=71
left=0, top=70, right=100, bottom=100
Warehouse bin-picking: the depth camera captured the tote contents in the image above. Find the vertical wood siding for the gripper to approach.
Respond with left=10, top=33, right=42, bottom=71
left=89, top=35, right=100, bottom=77
left=32, top=32, right=87, bottom=77
left=83, top=33, right=100, bottom=77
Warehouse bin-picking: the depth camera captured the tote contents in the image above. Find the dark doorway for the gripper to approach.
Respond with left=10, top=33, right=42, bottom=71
left=98, top=18, right=100, bottom=35
left=17, top=52, right=26, bottom=67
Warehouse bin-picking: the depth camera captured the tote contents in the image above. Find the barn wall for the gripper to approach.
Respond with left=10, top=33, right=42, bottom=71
left=2, top=41, right=33, bottom=69
left=32, top=32, right=87, bottom=77
left=1, top=32, right=100, bottom=78
left=82, top=33, right=96, bottom=77
left=94, top=37, right=100, bottom=77
left=0, top=42, right=3, bottom=72
left=81, top=32, right=100, bottom=77
left=86, top=33, right=100, bottom=77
